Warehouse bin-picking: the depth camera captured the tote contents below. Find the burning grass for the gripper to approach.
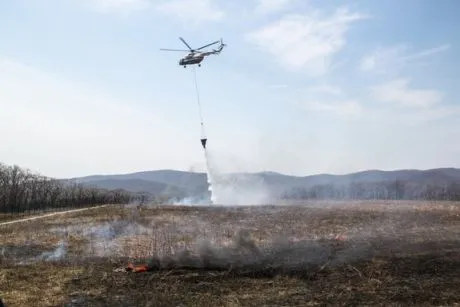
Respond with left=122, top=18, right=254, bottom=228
left=0, top=201, right=459, bottom=306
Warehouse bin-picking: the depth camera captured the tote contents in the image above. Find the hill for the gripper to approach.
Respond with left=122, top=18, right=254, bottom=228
left=73, top=170, right=208, bottom=200
left=69, top=168, right=460, bottom=201
left=80, top=179, right=187, bottom=199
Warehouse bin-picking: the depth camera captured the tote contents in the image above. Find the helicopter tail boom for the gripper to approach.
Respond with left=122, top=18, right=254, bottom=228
left=210, top=39, right=226, bottom=54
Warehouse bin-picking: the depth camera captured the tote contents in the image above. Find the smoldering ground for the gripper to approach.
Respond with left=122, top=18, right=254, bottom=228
left=1, top=202, right=460, bottom=307
left=117, top=206, right=459, bottom=276
left=1, top=241, right=67, bottom=264
left=2, top=201, right=458, bottom=273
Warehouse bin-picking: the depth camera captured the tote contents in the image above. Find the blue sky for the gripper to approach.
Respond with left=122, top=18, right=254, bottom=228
left=1, top=0, right=459, bottom=178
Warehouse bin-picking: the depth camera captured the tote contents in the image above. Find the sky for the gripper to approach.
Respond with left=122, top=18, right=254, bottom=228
left=1, top=0, right=459, bottom=178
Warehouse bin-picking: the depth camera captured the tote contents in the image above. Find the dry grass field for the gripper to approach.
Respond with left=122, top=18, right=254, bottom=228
left=1, top=200, right=459, bottom=306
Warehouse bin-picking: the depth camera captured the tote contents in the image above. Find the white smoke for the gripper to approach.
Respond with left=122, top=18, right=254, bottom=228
left=50, top=220, right=154, bottom=257
left=16, top=240, right=68, bottom=265
left=204, top=149, right=272, bottom=205
left=171, top=195, right=211, bottom=206
left=38, top=240, right=67, bottom=261
left=203, top=148, right=217, bottom=204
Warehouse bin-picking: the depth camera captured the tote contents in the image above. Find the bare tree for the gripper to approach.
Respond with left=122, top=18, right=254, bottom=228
left=0, top=162, right=134, bottom=215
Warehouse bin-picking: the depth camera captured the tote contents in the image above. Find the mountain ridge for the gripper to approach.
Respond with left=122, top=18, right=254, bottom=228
left=69, top=167, right=460, bottom=200
left=70, top=167, right=460, bottom=180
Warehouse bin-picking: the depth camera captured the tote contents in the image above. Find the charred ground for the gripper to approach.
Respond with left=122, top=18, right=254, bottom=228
left=1, top=201, right=459, bottom=306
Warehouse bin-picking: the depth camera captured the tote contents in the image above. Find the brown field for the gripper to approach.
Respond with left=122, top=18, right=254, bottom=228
left=0, top=212, right=33, bottom=223
left=1, top=200, right=459, bottom=306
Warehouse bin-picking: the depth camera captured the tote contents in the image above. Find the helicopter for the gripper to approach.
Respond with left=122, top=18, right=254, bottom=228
left=160, top=37, right=226, bottom=68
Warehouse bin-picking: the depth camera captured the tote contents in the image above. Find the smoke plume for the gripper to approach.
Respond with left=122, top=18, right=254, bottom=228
left=203, top=149, right=272, bottom=205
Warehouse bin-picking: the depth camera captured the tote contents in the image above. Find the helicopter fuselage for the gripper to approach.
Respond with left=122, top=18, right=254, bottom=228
left=179, top=53, right=204, bottom=66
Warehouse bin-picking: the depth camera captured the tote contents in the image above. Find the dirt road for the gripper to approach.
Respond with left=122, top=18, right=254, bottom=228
left=0, top=205, right=108, bottom=227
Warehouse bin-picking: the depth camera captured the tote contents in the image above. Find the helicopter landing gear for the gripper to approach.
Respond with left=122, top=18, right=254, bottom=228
left=183, top=65, right=186, bottom=68
left=198, top=64, right=201, bottom=67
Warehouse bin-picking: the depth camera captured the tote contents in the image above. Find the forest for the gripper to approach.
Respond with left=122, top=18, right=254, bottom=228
left=281, top=180, right=460, bottom=201
left=0, top=163, right=135, bottom=214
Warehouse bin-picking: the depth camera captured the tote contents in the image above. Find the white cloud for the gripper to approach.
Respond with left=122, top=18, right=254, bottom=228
left=81, top=0, right=152, bottom=13
left=403, top=105, right=460, bottom=124
left=246, top=7, right=369, bottom=75
left=370, top=78, right=460, bottom=123
left=254, top=0, right=293, bottom=15
left=401, top=44, right=450, bottom=61
left=360, top=45, right=407, bottom=73
left=300, top=99, right=362, bottom=119
left=156, top=0, right=224, bottom=25
left=360, top=44, right=450, bottom=74
left=371, top=78, right=443, bottom=108
left=307, top=84, right=342, bottom=95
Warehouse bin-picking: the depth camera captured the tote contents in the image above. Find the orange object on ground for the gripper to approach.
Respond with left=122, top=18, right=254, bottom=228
left=126, top=263, right=152, bottom=273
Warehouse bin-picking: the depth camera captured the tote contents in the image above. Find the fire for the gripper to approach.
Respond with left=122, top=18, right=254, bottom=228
left=126, top=262, right=152, bottom=273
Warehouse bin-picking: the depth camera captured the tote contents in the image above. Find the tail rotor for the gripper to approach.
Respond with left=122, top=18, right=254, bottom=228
left=213, top=38, right=226, bottom=53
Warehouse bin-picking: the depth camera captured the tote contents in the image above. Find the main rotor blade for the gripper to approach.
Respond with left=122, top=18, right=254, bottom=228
left=160, top=48, right=190, bottom=52
left=179, top=37, right=193, bottom=51
left=196, top=40, right=220, bottom=50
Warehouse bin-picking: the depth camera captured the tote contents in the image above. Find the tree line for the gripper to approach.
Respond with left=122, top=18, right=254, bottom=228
left=0, top=163, right=138, bottom=214
left=281, top=180, right=460, bottom=201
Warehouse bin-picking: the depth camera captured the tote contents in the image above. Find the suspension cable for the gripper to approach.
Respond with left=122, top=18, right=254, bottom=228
left=192, top=66, right=206, bottom=139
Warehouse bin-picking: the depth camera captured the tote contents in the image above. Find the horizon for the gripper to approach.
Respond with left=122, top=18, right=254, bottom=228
left=1, top=0, right=459, bottom=178
left=65, top=166, right=460, bottom=181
